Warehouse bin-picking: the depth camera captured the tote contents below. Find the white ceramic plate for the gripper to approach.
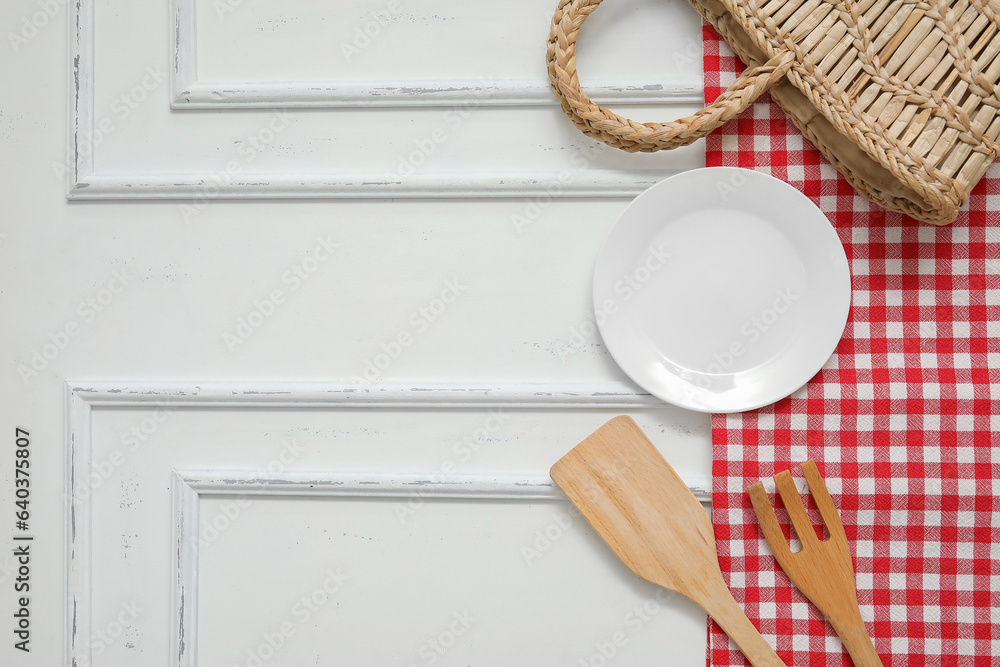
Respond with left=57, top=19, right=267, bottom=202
left=594, top=167, right=851, bottom=413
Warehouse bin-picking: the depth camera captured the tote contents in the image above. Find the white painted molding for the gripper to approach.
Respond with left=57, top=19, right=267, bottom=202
left=68, top=0, right=96, bottom=200
left=66, top=380, right=710, bottom=667
left=171, top=79, right=704, bottom=109
left=170, top=468, right=709, bottom=667
left=169, top=0, right=198, bottom=109
left=168, top=0, right=701, bottom=109
left=69, top=0, right=701, bottom=200
left=172, top=473, right=200, bottom=667
left=175, top=471, right=578, bottom=499
left=65, top=384, right=93, bottom=667
left=65, top=170, right=683, bottom=200
left=65, top=379, right=664, bottom=407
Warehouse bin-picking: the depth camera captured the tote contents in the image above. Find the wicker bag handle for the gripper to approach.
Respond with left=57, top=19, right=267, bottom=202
left=547, top=0, right=794, bottom=152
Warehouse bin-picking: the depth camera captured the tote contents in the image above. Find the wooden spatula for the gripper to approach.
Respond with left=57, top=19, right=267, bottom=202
left=749, top=461, right=884, bottom=667
left=550, top=416, right=786, bottom=667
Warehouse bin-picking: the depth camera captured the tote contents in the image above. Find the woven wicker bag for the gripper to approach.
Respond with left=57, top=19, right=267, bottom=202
left=548, top=0, right=1000, bottom=225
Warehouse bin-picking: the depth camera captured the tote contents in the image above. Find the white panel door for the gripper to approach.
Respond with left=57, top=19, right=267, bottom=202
left=0, top=0, right=714, bottom=665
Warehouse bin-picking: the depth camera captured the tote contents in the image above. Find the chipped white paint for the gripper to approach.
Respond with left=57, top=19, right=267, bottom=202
left=68, top=0, right=96, bottom=200
left=65, top=171, right=688, bottom=200
left=169, top=0, right=702, bottom=108
left=170, top=78, right=703, bottom=109
left=172, top=470, right=710, bottom=503
left=68, top=381, right=710, bottom=667
left=172, top=473, right=200, bottom=667
left=70, top=0, right=704, bottom=200
left=171, top=470, right=710, bottom=666
left=67, top=379, right=667, bottom=407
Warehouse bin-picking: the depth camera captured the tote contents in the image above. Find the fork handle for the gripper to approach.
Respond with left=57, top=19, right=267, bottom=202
left=701, top=583, right=787, bottom=667
left=829, top=605, right=885, bottom=667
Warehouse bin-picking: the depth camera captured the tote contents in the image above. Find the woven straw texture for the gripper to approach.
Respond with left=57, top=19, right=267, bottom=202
left=548, top=0, right=1000, bottom=225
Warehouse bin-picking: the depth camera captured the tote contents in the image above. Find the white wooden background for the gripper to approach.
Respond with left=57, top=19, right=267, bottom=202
left=0, top=0, right=713, bottom=665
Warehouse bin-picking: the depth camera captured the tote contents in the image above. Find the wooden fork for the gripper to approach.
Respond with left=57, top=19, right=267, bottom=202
left=748, top=461, right=885, bottom=667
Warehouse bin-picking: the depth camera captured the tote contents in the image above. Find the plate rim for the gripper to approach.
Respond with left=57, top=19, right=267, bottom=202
left=593, top=166, right=852, bottom=413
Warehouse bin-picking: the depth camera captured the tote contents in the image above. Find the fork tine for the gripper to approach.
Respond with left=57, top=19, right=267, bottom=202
left=774, top=469, right=820, bottom=547
left=748, top=481, right=794, bottom=562
left=801, top=461, right=848, bottom=544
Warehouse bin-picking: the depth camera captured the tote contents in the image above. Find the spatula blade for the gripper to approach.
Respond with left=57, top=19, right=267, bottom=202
left=550, top=415, right=720, bottom=598
left=551, top=416, right=788, bottom=667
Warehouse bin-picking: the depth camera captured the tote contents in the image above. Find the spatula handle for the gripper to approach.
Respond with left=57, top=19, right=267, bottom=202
left=703, top=585, right=787, bottom=667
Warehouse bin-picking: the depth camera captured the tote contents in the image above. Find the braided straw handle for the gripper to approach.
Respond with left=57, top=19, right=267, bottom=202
left=547, top=0, right=795, bottom=152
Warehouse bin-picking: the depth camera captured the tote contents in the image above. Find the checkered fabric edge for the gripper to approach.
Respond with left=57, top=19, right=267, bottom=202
left=703, top=21, right=1000, bottom=667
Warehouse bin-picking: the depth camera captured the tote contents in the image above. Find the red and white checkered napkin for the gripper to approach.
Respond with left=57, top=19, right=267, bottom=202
left=702, top=23, right=1000, bottom=667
